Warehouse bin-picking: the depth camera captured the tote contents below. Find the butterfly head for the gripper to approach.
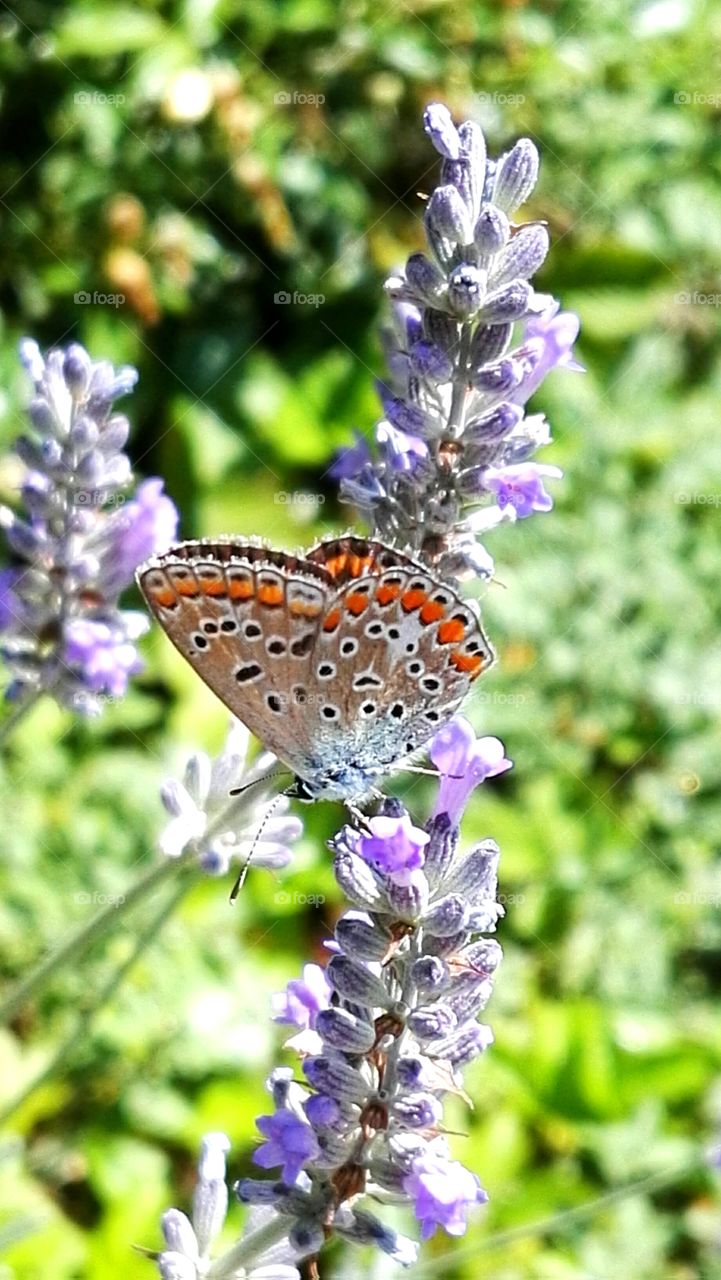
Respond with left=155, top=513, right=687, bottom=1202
left=286, top=764, right=377, bottom=805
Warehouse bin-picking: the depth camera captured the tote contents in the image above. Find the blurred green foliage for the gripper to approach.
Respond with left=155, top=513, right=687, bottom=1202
left=1, top=1, right=721, bottom=1277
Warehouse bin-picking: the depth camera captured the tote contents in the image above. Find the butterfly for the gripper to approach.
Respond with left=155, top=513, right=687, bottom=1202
left=137, top=534, right=494, bottom=803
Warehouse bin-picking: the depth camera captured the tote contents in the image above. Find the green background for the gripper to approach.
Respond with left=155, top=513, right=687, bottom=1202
left=1, top=1, right=720, bottom=1277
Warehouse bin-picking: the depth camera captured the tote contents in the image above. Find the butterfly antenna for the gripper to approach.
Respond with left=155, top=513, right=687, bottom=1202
left=228, top=766, right=290, bottom=797
left=229, top=788, right=290, bottom=903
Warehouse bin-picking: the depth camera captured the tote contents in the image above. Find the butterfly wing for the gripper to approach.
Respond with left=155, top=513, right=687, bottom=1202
left=303, top=537, right=495, bottom=776
left=137, top=540, right=334, bottom=777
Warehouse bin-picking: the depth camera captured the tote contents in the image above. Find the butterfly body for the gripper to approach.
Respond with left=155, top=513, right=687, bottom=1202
left=137, top=535, right=494, bottom=802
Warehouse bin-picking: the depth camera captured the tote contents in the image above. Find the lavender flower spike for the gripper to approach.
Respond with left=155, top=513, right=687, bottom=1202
left=155, top=1133, right=301, bottom=1280
left=338, top=103, right=581, bottom=582
left=0, top=339, right=178, bottom=713
left=234, top=718, right=509, bottom=1264
left=158, top=719, right=302, bottom=879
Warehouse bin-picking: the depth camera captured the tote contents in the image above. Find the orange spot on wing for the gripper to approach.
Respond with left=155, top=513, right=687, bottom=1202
left=176, top=578, right=199, bottom=597
left=345, top=591, right=369, bottom=616
left=350, top=553, right=373, bottom=579
left=258, top=583, right=283, bottom=606
left=450, top=651, right=484, bottom=676
left=325, top=554, right=347, bottom=580
left=152, top=587, right=177, bottom=609
left=401, top=588, right=428, bottom=613
left=323, top=608, right=341, bottom=632
left=375, top=583, right=400, bottom=606
left=201, top=580, right=227, bottom=597
left=228, top=578, right=254, bottom=600
left=438, top=618, right=465, bottom=645
left=420, top=600, right=445, bottom=625
left=289, top=601, right=321, bottom=619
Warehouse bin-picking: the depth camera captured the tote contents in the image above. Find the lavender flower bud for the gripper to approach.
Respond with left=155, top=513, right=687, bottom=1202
left=464, top=403, right=523, bottom=443
left=289, top=1220, right=324, bottom=1255
left=392, top=1092, right=443, bottom=1128
left=423, top=894, right=468, bottom=937
left=447, top=840, right=499, bottom=900
left=63, top=344, right=92, bottom=394
left=408, top=1005, right=457, bottom=1041
left=161, top=1209, right=198, bottom=1259
left=335, top=915, right=389, bottom=963
left=493, top=223, right=549, bottom=285
left=478, top=280, right=532, bottom=325
left=447, top=264, right=486, bottom=319
left=426, top=185, right=473, bottom=245
left=430, top=1021, right=494, bottom=1066
left=468, top=322, right=513, bottom=368
left=411, top=955, right=449, bottom=993
left=303, top=1054, right=368, bottom=1104
left=158, top=1254, right=196, bottom=1280
left=423, top=103, right=460, bottom=159
left=422, top=813, right=458, bottom=883
left=405, top=252, right=447, bottom=304
left=326, top=954, right=388, bottom=1008
left=192, top=1132, right=230, bottom=1255
left=493, top=138, right=540, bottom=213
left=474, top=203, right=510, bottom=256
left=315, top=1007, right=376, bottom=1053
left=423, top=310, right=459, bottom=355
left=333, top=849, right=384, bottom=910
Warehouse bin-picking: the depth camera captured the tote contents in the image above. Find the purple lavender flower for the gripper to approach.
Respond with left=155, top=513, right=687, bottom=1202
left=482, top=461, right=562, bottom=518
left=271, top=964, right=332, bottom=1030
left=431, top=717, right=512, bottom=825
left=253, top=1109, right=321, bottom=1184
left=100, top=477, right=178, bottom=596
left=336, top=103, right=580, bottom=582
left=357, top=812, right=430, bottom=886
left=63, top=618, right=143, bottom=699
left=235, top=738, right=505, bottom=1265
left=328, top=429, right=372, bottom=481
left=0, top=339, right=179, bottom=713
left=404, top=1149, right=487, bottom=1239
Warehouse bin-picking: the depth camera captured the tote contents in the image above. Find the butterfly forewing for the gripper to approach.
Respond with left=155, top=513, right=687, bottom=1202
left=138, top=542, right=332, bottom=777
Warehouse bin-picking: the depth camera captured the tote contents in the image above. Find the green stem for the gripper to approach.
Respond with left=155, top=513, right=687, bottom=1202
left=446, top=323, right=472, bottom=439
left=0, top=875, right=193, bottom=1124
left=0, top=850, right=194, bottom=1026
left=206, top=1215, right=291, bottom=1279
left=412, top=1160, right=702, bottom=1277
left=0, top=690, right=43, bottom=746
